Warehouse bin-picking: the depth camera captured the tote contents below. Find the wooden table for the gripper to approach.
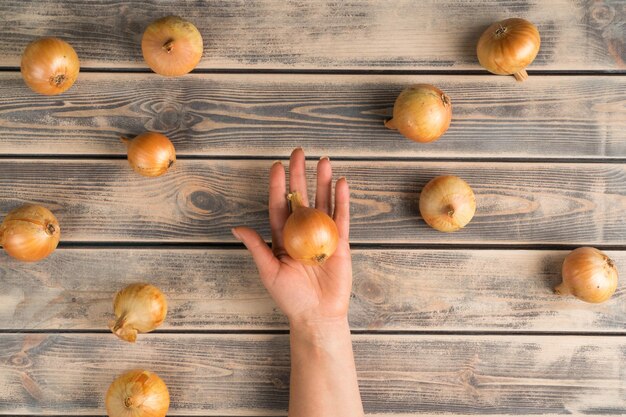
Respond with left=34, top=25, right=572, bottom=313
left=1, top=1, right=625, bottom=415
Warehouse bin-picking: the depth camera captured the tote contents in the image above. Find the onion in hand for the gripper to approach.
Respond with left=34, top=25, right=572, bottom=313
left=385, top=84, right=452, bottom=143
left=0, top=204, right=60, bottom=262
left=477, top=18, right=540, bottom=82
left=142, top=15, right=203, bottom=76
left=109, top=283, right=167, bottom=343
left=419, top=175, right=476, bottom=232
left=21, top=37, right=80, bottom=95
left=106, top=369, right=169, bottom=417
left=555, top=247, right=618, bottom=303
left=283, top=191, right=339, bottom=266
left=121, top=132, right=176, bottom=177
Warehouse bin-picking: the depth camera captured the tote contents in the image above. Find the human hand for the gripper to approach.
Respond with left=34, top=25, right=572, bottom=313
left=232, top=148, right=352, bottom=326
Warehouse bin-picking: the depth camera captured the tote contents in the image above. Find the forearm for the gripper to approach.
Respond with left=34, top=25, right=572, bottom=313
left=288, top=317, right=364, bottom=417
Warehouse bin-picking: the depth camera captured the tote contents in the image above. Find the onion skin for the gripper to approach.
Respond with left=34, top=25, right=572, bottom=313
left=283, top=192, right=339, bottom=266
left=385, top=84, right=452, bottom=143
left=21, top=37, right=80, bottom=95
left=555, top=247, right=618, bottom=303
left=419, top=176, right=476, bottom=232
left=477, top=18, right=540, bottom=82
left=121, top=132, right=176, bottom=177
left=0, top=204, right=60, bottom=262
left=109, top=283, right=167, bottom=343
left=106, top=369, right=169, bottom=417
left=142, top=16, right=203, bottom=76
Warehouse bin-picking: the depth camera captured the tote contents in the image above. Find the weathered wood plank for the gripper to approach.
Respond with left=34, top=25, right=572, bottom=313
left=1, top=160, right=624, bottom=244
left=1, top=334, right=625, bottom=415
left=1, top=73, right=624, bottom=158
left=1, top=0, right=624, bottom=70
left=1, top=248, right=624, bottom=332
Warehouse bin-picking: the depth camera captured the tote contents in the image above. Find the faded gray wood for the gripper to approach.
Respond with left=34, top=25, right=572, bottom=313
left=1, top=0, right=624, bottom=70
left=0, top=73, right=624, bottom=158
left=1, top=334, right=625, bottom=415
left=1, top=159, right=624, bottom=244
left=0, top=248, right=624, bottom=332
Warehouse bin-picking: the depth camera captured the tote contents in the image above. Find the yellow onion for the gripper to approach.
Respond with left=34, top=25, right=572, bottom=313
left=142, top=16, right=203, bottom=76
left=477, top=18, right=540, bottom=82
left=555, top=247, right=618, bottom=303
left=0, top=204, right=60, bottom=262
left=385, top=84, right=452, bottom=143
left=106, top=369, right=169, bottom=417
left=21, top=37, right=80, bottom=95
left=121, top=132, right=176, bottom=177
left=283, top=191, right=339, bottom=266
left=419, top=175, right=476, bottom=232
left=109, top=283, right=167, bottom=343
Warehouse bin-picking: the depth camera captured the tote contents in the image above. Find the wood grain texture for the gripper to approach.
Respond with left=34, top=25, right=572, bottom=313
left=1, top=73, right=624, bottom=158
left=1, top=0, right=624, bottom=70
left=1, top=159, right=624, bottom=244
left=1, top=248, right=625, bottom=332
left=1, top=334, right=626, bottom=415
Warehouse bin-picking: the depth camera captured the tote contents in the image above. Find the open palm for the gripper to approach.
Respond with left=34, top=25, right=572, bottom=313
left=233, top=148, right=352, bottom=324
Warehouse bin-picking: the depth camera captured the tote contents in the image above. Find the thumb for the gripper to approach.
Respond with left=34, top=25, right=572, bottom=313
left=232, top=227, right=280, bottom=285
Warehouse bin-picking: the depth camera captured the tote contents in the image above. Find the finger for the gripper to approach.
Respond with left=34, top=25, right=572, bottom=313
left=269, top=161, right=288, bottom=253
left=332, top=177, right=350, bottom=241
left=289, top=147, right=309, bottom=206
left=232, top=227, right=280, bottom=286
left=315, top=156, right=332, bottom=214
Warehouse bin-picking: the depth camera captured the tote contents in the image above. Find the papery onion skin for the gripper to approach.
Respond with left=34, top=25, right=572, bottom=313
left=283, top=192, right=339, bottom=266
left=21, top=37, right=80, bottom=95
left=142, top=16, right=203, bottom=76
left=109, top=283, right=167, bottom=343
left=121, top=132, right=176, bottom=177
left=0, top=204, right=60, bottom=262
left=477, top=18, right=540, bottom=82
left=106, top=369, right=170, bottom=417
left=555, top=247, right=618, bottom=303
left=385, top=84, right=452, bottom=143
left=419, top=175, right=476, bottom=232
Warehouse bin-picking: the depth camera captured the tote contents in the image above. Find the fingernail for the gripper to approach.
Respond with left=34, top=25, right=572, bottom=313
left=272, top=160, right=282, bottom=167
left=338, top=176, right=346, bottom=181
left=320, top=155, right=330, bottom=161
left=231, top=228, right=241, bottom=241
left=294, top=147, right=303, bottom=152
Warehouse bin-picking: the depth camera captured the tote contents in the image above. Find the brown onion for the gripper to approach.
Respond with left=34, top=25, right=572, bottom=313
left=121, top=132, right=176, bottom=177
left=385, top=84, right=452, bottom=143
left=477, top=18, right=540, bottom=82
left=419, top=175, right=476, bottom=232
left=555, top=247, right=618, bottom=303
left=142, top=16, right=203, bottom=76
left=21, top=37, right=80, bottom=95
left=106, top=369, right=169, bottom=417
left=0, top=204, right=60, bottom=262
left=283, top=191, right=339, bottom=266
left=109, top=283, right=167, bottom=343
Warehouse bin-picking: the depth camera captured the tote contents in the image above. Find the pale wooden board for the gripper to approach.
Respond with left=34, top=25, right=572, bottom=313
left=1, top=248, right=625, bottom=332
left=1, top=334, right=626, bottom=415
left=1, top=73, right=624, bottom=158
left=1, top=0, right=624, bottom=70
left=1, top=159, right=624, bottom=245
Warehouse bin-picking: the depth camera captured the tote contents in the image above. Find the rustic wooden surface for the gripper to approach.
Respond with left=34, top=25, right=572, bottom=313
left=1, top=73, right=624, bottom=158
left=1, top=159, right=625, bottom=244
left=1, top=0, right=625, bottom=70
left=1, top=248, right=625, bottom=332
left=1, top=0, right=625, bottom=416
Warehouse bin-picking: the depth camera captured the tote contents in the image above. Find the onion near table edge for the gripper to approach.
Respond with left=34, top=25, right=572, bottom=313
left=106, top=369, right=170, bottom=417
left=21, top=37, right=80, bottom=95
left=477, top=18, right=541, bottom=82
left=555, top=247, right=618, bottom=303
left=385, top=84, right=452, bottom=143
left=121, top=132, right=176, bottom=177
left=419, top=175, right=476, bottom=233
left=142, top=15, right=203, bottom=76
left=0, top=204, right=60, bottom=262
left=109, top=283, right=168, bottom=343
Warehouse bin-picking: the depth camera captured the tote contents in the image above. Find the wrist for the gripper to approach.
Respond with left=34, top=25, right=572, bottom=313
left=289, top=315, right=351, bottom=348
